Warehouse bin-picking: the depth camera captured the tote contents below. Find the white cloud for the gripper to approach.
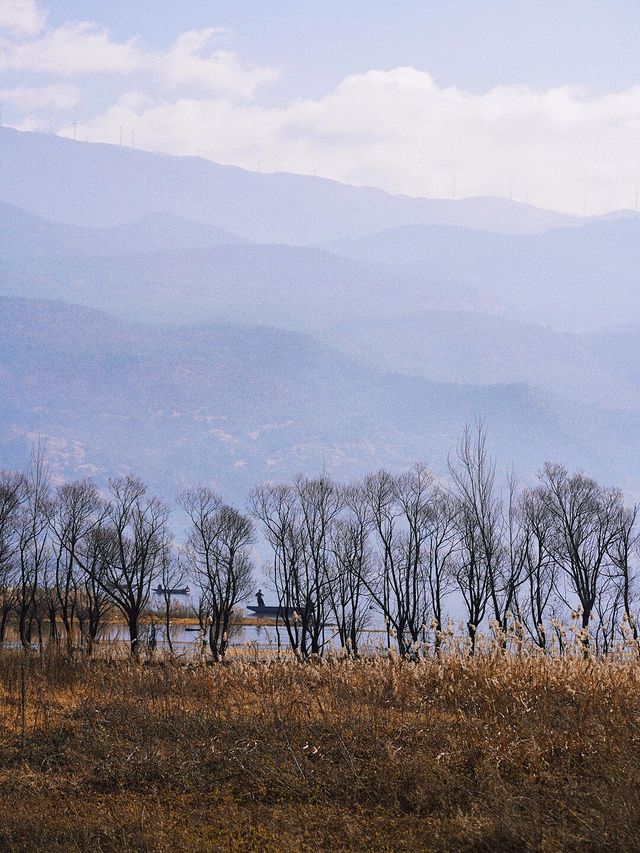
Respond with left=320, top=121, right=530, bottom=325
left=154, top=29, right=279, bottom=96
left=0, top=0, right=45, bottom=36
left=0, top=21, right=278, bottom=97
left=0, top=22, right=143, bottom=75
left=69, top=68, right=640, bottom=214
left=0, top=82, right=80, bottom=110
left=2, top=6, right=639, bottom=215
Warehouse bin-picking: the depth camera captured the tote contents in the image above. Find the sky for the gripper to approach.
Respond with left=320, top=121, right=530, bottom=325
left=1, top=0, right=640, bottom=213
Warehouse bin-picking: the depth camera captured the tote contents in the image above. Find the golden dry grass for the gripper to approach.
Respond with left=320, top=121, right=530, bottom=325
left=0, top=649, right=639, bottom=851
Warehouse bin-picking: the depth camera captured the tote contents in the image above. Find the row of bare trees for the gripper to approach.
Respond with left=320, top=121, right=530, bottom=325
left=250, top=425, right=639, bottom=658
left=0, top=453, right=254, bottom=656
left=1, top=425, right=638, bottom=658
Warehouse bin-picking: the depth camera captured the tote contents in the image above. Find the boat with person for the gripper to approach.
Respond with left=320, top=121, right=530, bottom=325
left=246, top=590, right=298, bottom=619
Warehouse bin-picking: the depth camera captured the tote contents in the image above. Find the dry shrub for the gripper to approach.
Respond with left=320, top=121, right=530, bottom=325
left=0, top=649, right=638, bottom=851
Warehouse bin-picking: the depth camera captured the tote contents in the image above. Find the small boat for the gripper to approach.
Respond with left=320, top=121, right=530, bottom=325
left=246, top=591, right=301, bottom=620
left=246, top=604, right=298, bottom=619
left=154, top=586, right=191, bottom=596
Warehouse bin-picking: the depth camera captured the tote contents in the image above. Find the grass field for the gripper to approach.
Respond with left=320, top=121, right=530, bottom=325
left=0, top=648, right=638, bottom=851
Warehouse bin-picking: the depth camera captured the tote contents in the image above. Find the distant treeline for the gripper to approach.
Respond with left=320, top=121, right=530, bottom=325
left=1, top=424, right=638, bottom=659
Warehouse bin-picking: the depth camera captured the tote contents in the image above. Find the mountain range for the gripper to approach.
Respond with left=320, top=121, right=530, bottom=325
left=1, top=127, right=640, bottom=500
left=325, top=219, right=640, bottom=331
left=323, top=310, right=640, bottom=410
left=3, top=295, right=639, bottom=503
left=0, top=126, right=581, bottom=242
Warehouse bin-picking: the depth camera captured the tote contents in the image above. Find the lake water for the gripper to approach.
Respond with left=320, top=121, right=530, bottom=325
left=1, top=619, right=388, bottom=655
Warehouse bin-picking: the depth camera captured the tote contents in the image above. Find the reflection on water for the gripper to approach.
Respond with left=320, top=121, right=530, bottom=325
left=103, top=621, right=296, bottom=651
left=1, top=618, right=386, bottom=655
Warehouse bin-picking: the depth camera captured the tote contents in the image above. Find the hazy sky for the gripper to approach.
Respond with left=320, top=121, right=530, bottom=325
left=2, top=0, right=640, bottom=213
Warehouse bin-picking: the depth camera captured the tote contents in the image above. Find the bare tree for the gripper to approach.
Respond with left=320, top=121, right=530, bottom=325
left=15, top=451, right=50, bottom=649
left=594, top=582, right=622, bottom=655
left=181, top=487, right=254, bottom=661
left=327, top=486, right=372, bottom=656
left=295, top=475, right=342, bottom=656
left=250, top=482, right=306, bottom=656
left=453, top=497, right=490, bottom=654
left=75, top=527, right=113, bottom=654
left=607, top=503, right=640, bottom=652
left=156, top=546, right=189, bottom=654
left=0, top=568, right=16, bottom=644
left=47, top=479, right=101, bottom=651
left=449, top=423, right=525, bottom=643
left=538, top=463, right=621, bottom=652
left=502, top=474, right=529, bottom=647
left=0, top=471, right=25, bottom=642
left=88, top=476, right=168, bottom=655
left=41, top=560, right=60, bottom=642
left=195, top=592, right=212, bottom=652
left=250, top=477, right=340, bottom=659
left=361, top=470, right=403, bottom=651
left=360, top=466, right=437, bottom=657
left=425, top=486, right=458, bottom=653
left=29, top=584, right=49, bottom=648
left=519, top=486, right=558, bottom=650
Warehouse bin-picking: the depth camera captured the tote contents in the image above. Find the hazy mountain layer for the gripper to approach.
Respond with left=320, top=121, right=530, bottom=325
left=5, top=198, right=640, bottom=337
left=0, top=229, right=456, bottom=329
left=0, top=201, right=246, bottom=258
left=0, top=128, right=580, bottom=243
left=4, top=200, right=640, bottom=418
left=325, top=220, right=640, bottom=331
left=3, top=296, right=638, bottom=503
left=2, top=131, right=640, bottom=502
left=324, top=310, right=640, bottom=410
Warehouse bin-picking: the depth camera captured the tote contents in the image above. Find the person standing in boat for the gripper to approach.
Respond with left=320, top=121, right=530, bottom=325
left=256, top=589, right=265, bottom=608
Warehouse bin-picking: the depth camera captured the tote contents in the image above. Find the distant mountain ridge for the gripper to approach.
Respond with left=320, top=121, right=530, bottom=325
left=3, top=129, right=640, bottom=501
left=5, top=200, right=640, bottom=333
left=323, top=219, right=640, bottom=331
left=4, top=199, right=640, bottom=418
left=3, top=295, right=639, bottom=501
left=0, top=127, right=581, bottom=242
left=0, top=201, right=246, bottom=258
left=0, top=211, right=451, bottom=328
left=323, top=310, right=640, bottom=410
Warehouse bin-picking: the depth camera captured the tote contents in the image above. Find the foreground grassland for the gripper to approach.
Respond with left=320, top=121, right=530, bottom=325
left=0, top=652, right=638, bottom=852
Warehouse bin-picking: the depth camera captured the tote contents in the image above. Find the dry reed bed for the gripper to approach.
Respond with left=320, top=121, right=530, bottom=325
left=0, top=651, right=639, bottom=851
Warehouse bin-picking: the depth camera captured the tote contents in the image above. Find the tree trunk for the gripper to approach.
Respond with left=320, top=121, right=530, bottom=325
left=128, top=614, right=140, bottom=657
left=0, top=609, right=9, bottom=643
left=19, top=609, right=30, bottom=650
left=165, top=607, right=174, bottom=654
left=467, top=621, right=477, bottom=656
left=581, top=610, right=591, bottom=657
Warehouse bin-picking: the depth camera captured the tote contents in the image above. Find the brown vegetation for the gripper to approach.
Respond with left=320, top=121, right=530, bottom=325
left=0, top=648, right=639, bottom=852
